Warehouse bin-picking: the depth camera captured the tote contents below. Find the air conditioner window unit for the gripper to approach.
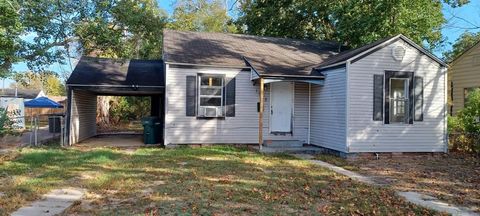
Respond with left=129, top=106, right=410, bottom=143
left=199, top=106, right=223, bottom=117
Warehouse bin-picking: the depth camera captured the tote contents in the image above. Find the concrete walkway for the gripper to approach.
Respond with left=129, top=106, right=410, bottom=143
left=11, top=188, right=85, bottom=216
left=293, top=154, right=479, bottom=216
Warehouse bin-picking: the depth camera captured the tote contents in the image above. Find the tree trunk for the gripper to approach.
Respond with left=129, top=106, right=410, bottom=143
left=97, top=96, right=111, bottom=128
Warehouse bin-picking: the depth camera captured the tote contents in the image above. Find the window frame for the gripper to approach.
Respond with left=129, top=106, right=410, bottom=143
left=384, top=71, right=414, bottom=125
left=388, top=77, right=410, bottom=124
left=464, top=86, right=480, bottom=107
left=196, top=74, right=225, bottom=118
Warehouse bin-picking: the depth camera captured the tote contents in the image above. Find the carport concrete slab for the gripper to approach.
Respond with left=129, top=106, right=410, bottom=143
left=75, top=135, right=146, bottom=148
left=11, top=188, right=85, bottom=216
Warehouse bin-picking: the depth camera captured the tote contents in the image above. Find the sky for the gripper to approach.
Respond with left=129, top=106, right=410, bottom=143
left=8, top=0, right=480, bottom=87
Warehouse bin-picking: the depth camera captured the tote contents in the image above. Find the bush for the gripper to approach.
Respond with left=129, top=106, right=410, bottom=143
left=0, top=108, right=18, bottom=137
left=449, top=89, right=480, bottom=154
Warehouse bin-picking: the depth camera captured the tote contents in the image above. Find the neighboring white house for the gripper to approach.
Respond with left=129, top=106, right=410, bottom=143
left=66, top=30, right=448, bottom=155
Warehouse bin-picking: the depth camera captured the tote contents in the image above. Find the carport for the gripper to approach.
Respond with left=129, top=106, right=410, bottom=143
left=66, top=57, right=165, bottom=146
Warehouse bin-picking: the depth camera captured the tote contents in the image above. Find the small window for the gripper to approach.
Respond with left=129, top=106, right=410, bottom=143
left=464, top=87, right=480, bottom=107
left=389, top=78, right=410, bottom=123
left=197, top=75, right=225, bottom=117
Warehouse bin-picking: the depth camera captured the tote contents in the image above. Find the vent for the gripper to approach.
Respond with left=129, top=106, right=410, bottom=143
left=392, top=45, right=406, bottom=61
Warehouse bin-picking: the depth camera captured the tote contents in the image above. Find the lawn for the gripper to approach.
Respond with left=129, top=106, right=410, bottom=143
left=316, top=154, right=480, bottom=212
left=0, top=146, right=441, bottom=215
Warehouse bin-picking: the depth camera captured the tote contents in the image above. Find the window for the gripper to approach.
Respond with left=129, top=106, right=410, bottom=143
left=464, top=87, right=480, bottom=107
left=389, top=78, right=409, bottom=123
left=197, top=75, right=224, bottom=117
left=377, top=71, right=415, bottom=124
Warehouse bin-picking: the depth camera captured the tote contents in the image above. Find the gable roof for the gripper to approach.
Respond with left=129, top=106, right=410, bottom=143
left=163, top=29, right=344, bottom=77
left=449, top=39, right=480, bottom=66
left=316, top=35, right=447, bottom=70
left=67, top=56, right=164, bottom=87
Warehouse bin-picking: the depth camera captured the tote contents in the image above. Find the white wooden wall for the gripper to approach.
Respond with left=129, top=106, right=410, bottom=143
left=164, top=66, right=310, bottom=145
left=347, top=39, right=447, bottom=152
left=69, top=90, right=97, bottom=144
left=165, top=66, right=260, bottom=144
left=309, top=67, right=348, bottom=152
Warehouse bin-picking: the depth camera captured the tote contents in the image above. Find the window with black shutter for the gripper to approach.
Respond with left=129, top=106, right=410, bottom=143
left=380, top=71, right=415, bottom=124
left=186, top=74, right=235, bottom=118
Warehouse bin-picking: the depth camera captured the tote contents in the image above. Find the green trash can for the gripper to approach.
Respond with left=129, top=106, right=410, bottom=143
left=142, top=117, right=159, bottom=144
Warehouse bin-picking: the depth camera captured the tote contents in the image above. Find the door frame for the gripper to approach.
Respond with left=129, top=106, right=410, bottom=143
left=269, top=81, right=294, bottom=133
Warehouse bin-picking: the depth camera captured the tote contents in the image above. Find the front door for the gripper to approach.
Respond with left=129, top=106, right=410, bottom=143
left=270, top=82, right=293, bottom=133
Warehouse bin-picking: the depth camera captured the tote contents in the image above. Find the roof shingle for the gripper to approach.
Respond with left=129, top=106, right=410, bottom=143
left=67, top=57, right=164, bottom=87
left=163, top=29, right=343, bottom=76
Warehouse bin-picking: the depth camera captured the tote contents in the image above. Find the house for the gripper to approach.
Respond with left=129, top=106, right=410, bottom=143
left=66, top=30, right=448, bottom=155
left=0, top=88, right=41, bottom=99
left=448, top=40, right=480, bottom=115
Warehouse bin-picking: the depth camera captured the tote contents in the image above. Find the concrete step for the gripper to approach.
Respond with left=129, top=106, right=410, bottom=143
left=263, top=140, right=303, bottom=148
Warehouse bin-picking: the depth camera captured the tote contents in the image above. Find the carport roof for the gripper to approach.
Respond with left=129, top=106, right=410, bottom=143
left=67, top=57, right=164, bottom=87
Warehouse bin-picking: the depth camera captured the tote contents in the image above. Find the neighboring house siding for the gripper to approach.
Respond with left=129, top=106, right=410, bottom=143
left=348, top=40, right=446, bottom=152
left=450, top=43, right=480, bottom=114
left=310, top=67, right=347, bottom=152
left=165, top=66, right=259, bottom=144
left=69, top=90, right=97, bottom=144
left=263, top=82, right=309, bottom=143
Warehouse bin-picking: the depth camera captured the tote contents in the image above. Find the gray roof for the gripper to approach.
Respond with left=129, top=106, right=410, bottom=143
left=0, top=89, right=41, bottom=99
left=316, top=36, right=395, bottom=69
left=163, top=29, right=344, bottom=76
left=67, top=57, right=164, bottom=87
left=316, top=34, right=447, bottom=69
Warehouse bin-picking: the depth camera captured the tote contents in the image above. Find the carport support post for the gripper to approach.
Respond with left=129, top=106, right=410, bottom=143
left=259, top=78, right=264, bottom=150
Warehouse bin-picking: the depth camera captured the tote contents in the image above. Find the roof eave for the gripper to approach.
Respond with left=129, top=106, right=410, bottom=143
left=316, top=34, right=448, bottom=70
left=164, top=61, right=250, bottom=69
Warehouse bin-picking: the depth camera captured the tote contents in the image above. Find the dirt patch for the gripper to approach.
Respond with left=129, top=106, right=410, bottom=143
left=316, top=153, right=480, bottom=212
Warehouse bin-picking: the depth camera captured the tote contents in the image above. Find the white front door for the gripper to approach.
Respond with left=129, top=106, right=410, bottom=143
left=270, top=82, right=293, bottom=133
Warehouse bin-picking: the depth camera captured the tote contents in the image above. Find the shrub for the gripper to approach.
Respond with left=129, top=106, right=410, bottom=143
left=0, top=108, right=18, bottom=137
left=449, top=89, right=480, bottom=154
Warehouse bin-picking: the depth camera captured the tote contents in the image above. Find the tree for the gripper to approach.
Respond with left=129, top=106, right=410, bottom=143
left=0, top=108, right=17, bottom=137
left=237, top=0, right=468, bottom=49
left=1, top=0, right=168, bottom=75
left=12, top=71, right=66, bottom=96
left=443, top=31, right=480, bottom=62
left=168, top=0, right=237, bottom=33
left=0, top=0, right=22, bottom=78
left=75, top=0, right=168, bottom=59
left=331, top=0, right=445, bottom=49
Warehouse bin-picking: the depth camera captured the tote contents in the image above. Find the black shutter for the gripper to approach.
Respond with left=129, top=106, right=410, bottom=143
left=186, top=76, right=197, bottom=116
left=384, top=72, right=392, bottom=124
left=414, top=76, right=424, bottom=121
left=373, top=74, right=384, bottom=121
left=224, top=77, right=236, bottom=117
left=408, top=75, right=414, bottom=124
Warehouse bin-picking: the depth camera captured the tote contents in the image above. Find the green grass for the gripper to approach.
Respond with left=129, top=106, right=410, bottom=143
left=0, top=146, right=441, bottom=215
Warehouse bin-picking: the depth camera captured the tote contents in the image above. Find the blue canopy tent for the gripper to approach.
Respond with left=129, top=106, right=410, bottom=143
left=24, top=97, right=64, bottom=108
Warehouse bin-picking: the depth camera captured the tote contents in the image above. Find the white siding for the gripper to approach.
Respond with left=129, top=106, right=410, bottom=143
left=164, top=66, right=310, bottom=145
left=263, top=82, right=309, bottom=143
left=165, top=66, right=260, bottom=144
left=310, top=67, right=347, bottom=152
left=69, top=90, right=97, bottom=144
left=348, top=40, right=447, bottom=152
